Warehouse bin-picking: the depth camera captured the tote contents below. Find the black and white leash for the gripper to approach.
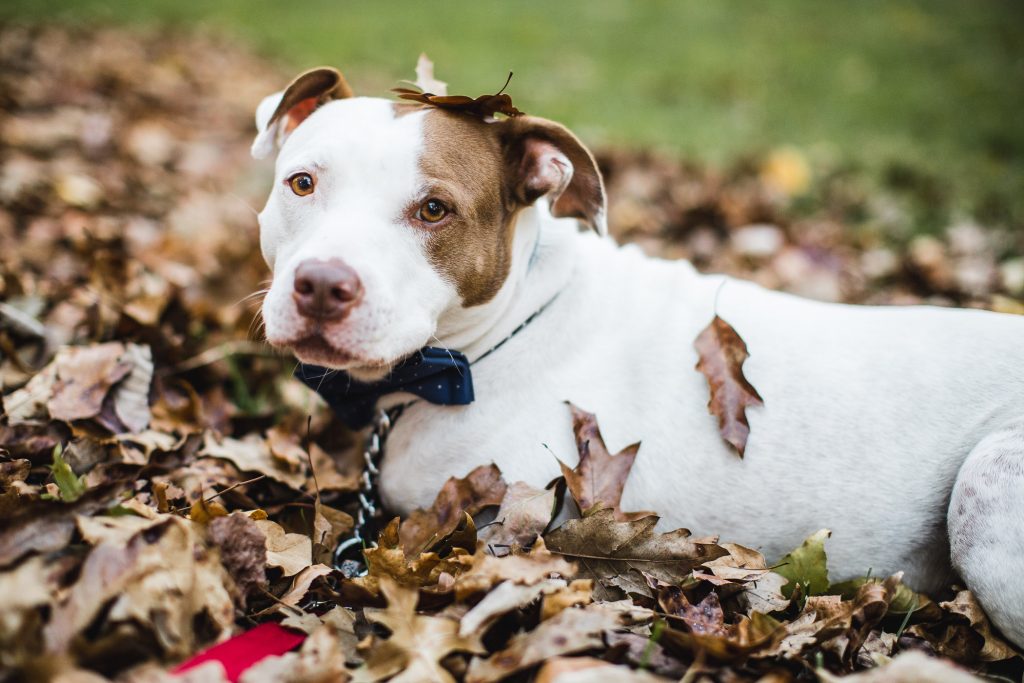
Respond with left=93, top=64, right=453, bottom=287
left=331, top=294, right=561, bottom=576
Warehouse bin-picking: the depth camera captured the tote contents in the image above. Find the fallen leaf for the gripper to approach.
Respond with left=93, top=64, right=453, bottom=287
left=312, top=499, right=354, bottom=565
left=202, top=432, right=307, bottom=490
left=816, top=650, right=982, bottom=682
left=940, top=590, right=1021, bottom=662
left=361, top=577, right=485, bottom=683
left=659, top=589, right=727, bottom=637
left=535, top=657, right=669, bottom=683
left=399, top=464, right=506, bottom=556
left=544, top=509, right=724, bottom=600
left=478, top=480, right=555, bottom=553
left=659, top=610, right=784, bottom=663
left=455, top=537, right=576, bottom=599
left=558, top=404, right=652, bottom=521
left=255, top=519, right=312, bottom=577
left=694, top=315, right=764, bottom=456
left=539, top=579, right=593, bottom=621
left=459, top=578, right=568, bottom=637
left=47, top=343, right=133, bottom=423
left=774, top=528, right=830, bottom=598
left=465, top=604, right=622, bottom=683
left=361, top=518, right=474, bottom=591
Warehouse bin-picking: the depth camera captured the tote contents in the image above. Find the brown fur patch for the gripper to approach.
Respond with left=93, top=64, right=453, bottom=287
left=419, top=110, right=516, bottom=307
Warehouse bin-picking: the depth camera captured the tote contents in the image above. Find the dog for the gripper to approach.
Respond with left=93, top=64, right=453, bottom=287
left=251, top=66, right=1024, bottom=645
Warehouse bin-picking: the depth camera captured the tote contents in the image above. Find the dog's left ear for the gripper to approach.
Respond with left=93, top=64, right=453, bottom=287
left=251, top=67, right=354, bottom=159
left=501, top=116, right=607, bottom=235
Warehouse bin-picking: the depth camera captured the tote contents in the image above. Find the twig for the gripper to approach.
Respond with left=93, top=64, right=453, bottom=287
left=174, top=474, right=266, bottom=512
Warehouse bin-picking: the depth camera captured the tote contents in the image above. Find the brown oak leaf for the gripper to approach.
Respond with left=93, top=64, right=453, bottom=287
left=544, top=509, right=725, bottom=600
left=399, top=464, right=507, bottom=557
left=478, top=480, right=556, bottom=553
left=361, top=577, right=485, bottom=682
left=694, top=315, right=764, bottom=457
left=559, top=404, right=652, bottom=521
left=393, top=72, right=524, bottom=120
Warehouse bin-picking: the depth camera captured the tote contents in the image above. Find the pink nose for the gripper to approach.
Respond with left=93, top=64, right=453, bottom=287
left=292, top=258, right=363, bottom=321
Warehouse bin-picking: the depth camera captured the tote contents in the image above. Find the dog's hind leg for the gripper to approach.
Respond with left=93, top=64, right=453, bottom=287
left=947, top=417, right=1024, bottom=647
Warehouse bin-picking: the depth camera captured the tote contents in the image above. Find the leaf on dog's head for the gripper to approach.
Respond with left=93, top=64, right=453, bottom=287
left=559, top=404, right=652, bottom=521
left=694, top=315, right=764, bottom=457
left=393, top=71, right=524, bottom=120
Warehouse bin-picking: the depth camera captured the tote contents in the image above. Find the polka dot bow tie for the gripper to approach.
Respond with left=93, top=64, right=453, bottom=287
left=295, top=347, right=475, bottom=428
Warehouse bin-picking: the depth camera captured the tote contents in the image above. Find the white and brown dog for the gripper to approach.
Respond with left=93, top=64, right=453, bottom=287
left=252, top=67, right=1024, bottom=644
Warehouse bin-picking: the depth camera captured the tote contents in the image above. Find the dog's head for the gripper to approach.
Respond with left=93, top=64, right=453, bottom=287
left=253, top=66, right=605, bottom=378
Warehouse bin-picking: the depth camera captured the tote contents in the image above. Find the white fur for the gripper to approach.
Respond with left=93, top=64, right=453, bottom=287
left=254, top=95, right=1024, bottom=645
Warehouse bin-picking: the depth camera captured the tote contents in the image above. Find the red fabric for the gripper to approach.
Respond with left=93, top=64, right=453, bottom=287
left=172, top=623, right=306, bottom=682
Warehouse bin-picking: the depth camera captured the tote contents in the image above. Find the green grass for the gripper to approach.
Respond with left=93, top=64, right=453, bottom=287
left=3, top=0, right=1023, bottom=226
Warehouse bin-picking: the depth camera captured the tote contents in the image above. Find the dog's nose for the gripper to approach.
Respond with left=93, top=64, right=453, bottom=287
left=292, top=258, right=363, bottom=321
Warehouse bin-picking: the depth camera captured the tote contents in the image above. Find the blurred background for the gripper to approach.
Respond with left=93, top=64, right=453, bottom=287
left=3, top=0, right=1022, bottom=229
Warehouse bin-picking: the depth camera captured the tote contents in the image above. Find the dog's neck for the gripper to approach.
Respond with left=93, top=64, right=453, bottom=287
left=433, top=202, right=580, bottom=361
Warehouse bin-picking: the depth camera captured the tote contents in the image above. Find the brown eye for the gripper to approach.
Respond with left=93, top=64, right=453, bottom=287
left=288, top=172, right=315, bottom=196
left=418, top=199, right=448, bottom=223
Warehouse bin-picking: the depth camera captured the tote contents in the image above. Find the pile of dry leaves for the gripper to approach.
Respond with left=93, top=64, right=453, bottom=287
left=2, top=24, right=1023, bottom=683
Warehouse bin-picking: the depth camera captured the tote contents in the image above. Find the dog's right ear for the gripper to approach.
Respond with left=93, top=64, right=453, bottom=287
left=251, top=67, right=353, bottom=159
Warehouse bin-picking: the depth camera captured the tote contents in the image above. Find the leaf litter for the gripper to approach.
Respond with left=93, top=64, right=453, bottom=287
left=1, top=24, right=1023, bottom=683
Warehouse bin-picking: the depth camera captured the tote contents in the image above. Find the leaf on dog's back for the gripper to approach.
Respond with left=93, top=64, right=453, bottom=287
left=694, top=315, right=764, bottom=457
left=558, top=404, right=653, bottom=521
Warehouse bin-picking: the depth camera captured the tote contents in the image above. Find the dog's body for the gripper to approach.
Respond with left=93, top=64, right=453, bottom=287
left=252, top=70, right=1024, bottom=645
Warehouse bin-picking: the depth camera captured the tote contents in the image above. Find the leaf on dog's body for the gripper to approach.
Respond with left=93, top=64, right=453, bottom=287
left=544, top=508, right=725, bottom=600
left=398, top=464, right=507, bottom=557
left=559, top=404, right=653, bottom=521
left=694, top=315, right=764, bottom=457
left=478, top=480, right=556, bottom=553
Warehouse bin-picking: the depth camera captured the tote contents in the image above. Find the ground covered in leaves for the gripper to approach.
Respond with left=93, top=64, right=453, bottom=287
left=2, top=25, right=1023, bottom=683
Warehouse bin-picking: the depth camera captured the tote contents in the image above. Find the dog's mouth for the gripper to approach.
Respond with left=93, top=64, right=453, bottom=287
left=290, top=335, right=360, bottom=368
left=289, top=334, right=395, bottom=373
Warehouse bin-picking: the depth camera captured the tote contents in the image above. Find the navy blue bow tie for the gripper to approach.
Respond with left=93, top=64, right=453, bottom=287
left=295, top=347, right=474, bottom=428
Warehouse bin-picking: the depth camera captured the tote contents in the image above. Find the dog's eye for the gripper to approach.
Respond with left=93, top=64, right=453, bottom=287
left=287, top=173, right=315, bottom=196
left=418, top=199, right=449, bottom=223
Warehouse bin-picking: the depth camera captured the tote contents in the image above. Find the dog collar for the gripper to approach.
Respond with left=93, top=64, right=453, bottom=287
left=296, top=294, right=558, bottom=429
left=295, top=348, right=473, bottom=428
